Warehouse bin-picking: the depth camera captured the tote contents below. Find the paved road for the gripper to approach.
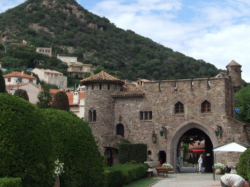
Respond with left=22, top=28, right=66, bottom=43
left=151, top=167, right=222, bottom=187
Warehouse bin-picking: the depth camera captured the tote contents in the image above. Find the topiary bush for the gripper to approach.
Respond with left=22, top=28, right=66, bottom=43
left=0, top=94, right=54, bottom=187
left=51, top=91, right=69, bottom=111
left=14, top=89, right=29, bottom=101
left=0, top=70, right=5, bottom=93
left=41, top=109, right=104, bottom=187
left=238, top=148, right=250, bottom=180
left=0, top=178, right=22, bottom=187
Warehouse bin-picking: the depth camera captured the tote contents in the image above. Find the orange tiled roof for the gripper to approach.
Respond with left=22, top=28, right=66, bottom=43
left=80, top=71, right=124, bottom=85
left=50, top=89, right=60, bottom=95
left=4, top=72, right=37, bottom=80
left=111, top=85, right=144, bottom=98
left=226, top=60, right=241, bottom=67
left=5, top=83, right=29, bottom=90
left=66, top=92, right=85, bottom=106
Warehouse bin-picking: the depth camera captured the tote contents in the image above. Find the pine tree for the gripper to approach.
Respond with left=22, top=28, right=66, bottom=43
left=14, top=89, right=29, bottom=101
left=0, top=70, right=6, bottom=93
left=37, top=84, right=52, bottom=108
left=52, top=91, right=69, bottom=111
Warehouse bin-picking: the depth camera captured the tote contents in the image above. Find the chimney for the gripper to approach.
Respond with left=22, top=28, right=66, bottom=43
left=21, top=71, right=24, bottom=75
left=31, top=73, right=33, bottom=77
left=73, top=91, right=79, bottom=104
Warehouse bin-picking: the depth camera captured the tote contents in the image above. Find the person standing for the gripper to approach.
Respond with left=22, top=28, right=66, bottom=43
left=221, top=174, right=250, bottom=187
left=198, top=154, right=203, bottom=173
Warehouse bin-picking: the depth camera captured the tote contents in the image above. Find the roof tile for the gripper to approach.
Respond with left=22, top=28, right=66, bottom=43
left=3, top=72, right=37, bottom=80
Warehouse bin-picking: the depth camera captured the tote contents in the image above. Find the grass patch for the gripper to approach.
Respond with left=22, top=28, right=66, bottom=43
left=123, top=178, right=158, bottom=187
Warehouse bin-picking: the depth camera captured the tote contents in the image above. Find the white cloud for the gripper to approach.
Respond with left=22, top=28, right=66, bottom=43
left=91, top=0, right=250, bottom=82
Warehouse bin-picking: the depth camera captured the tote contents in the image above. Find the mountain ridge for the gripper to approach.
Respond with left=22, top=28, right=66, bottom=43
left=0, top=0, right=224, bottom=80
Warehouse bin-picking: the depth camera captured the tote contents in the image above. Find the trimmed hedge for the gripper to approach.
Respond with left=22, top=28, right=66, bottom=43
left=118, top=143, right=147, bottom=164
left=104, top=163, right=148, bottom=187
left=41, top=109, right=104, bottom=187
left=0, top=94, right=54, bottom=187
left=14, top=89, right=29, bottom=101
left=238, top=148, right=250, bottom=180
left=0, top=178, right=22, bottom=187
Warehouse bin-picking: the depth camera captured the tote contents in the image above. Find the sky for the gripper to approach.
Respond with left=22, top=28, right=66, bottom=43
left=1, top=0, right=250, bottom=82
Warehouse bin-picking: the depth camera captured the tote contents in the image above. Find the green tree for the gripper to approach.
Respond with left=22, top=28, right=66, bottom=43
left=51, top=91, right=69, bottom=111
left=236, top=86, right=250, bottom=123
left=14, top=89, right=29, bottom=101
left=37, top=83, right=52, bottom=108
left=182, top=143, right=189, bottom=162
left=84, top=72, right=91, bottom=78
left=0, top=70, right=5, bottom=93
left=93, top=65, right=105, bottom=74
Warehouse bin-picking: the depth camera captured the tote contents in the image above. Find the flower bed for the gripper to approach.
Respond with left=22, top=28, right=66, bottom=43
left=214, top=163, right=225, bottom=170
left=104, top=163, right=148, bottom=187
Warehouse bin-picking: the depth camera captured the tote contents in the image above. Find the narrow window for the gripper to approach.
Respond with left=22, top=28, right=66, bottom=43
left=89, top=110, right=92, bottom=122
left=175, top=102, right=184, bottom=114
left=116, top=124, right=124, bottom=137
left=148, top=150, right=152, bottom=155
left=140, top=111, right=144, bottom=120
left=149, top=111, right=152, bottom=120
left=201, top=100, right=211, bottom=113
left=92, top=84, right=94, bottom=90
left=99, top=84, right=102, bottom=90
left=108, top=84, right=110, bottom=90
left=144, top=112, right=148, bottom=120
left=93, top=110, right=96, bottom=122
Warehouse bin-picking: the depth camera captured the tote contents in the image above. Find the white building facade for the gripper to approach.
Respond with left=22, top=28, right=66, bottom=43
left=4, top=71, right=37, bottom=85
left=32, top=68, right=67, bottom=89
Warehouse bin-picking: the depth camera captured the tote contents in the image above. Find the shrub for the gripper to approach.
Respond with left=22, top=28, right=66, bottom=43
left=118, top=143, right=147, bottom=164
left=0, top=70, right=5, bottom=93
left=41, top=109, right=104, bottom=187
left=0, top=178, right=22, bottom=187
left=0, top=94, right=54, bottom=187
left=104, top=163, right=148, bottom=187
left=51, top=91, right=69, bottom=111
left=14, top=89, right=29, bottom=101
left=238, top=148, right=250, bottom=180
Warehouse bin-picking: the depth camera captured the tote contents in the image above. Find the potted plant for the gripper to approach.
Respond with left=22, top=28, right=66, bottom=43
left=162, top=163, right=173, bottom=170
left=214, top=163, right=225, bottom=175
left=54, top=159, right=64, bottom=187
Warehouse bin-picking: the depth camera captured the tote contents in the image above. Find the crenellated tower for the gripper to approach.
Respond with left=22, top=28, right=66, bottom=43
left=226, top=60, right=242, bottom=93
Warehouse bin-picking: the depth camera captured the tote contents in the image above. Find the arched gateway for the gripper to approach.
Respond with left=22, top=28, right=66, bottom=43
left=167, top=120, right=220, bottom=172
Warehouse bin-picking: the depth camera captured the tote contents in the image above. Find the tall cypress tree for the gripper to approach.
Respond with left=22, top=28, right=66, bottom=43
left=0, top=70, right=6, bottom=93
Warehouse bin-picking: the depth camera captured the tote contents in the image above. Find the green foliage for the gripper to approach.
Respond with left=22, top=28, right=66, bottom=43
left=102, top=155, right=108, bottom=167
left=182, top=143, right=189, bottom=162
left=40, top=109, right=104, bottom=187
left=104, top=163, right=148, bottom=187
left=37, top=83, right=52, bottom=108
left=238, top=148, right=250, bottom=180
left=51, top=91, right=69, bottom=111
left=186, top=157, right=198, bottom=164
left=118, top=143, right=147, bottom=164
left=93, top=65, right=105, bottom=74
left=14, top=89, right=29, bottom=101
left=84, top=72, right=91, bottom=78
left=0, top=178, right=22, bottom=187
left=0, top=94, right=54, bottom=187
left=236, top=86, right=250, bottom=123
left=0, top=70, right=5, bottom=93
left=67, top=76, right=80, bottom=87
left=0, top=0, right=226, bottom=81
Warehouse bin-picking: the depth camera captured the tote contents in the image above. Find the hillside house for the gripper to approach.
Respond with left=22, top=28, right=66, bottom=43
left=4, top=71, right=37, bottom=85
left=32, top=68, right=67, bottom=89
left=36, top=47, right=52, bottom=57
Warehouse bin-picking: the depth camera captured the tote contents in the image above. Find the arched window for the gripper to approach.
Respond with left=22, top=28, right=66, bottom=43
left=201, top=100, right=211, bottom=113
left=89, top=109, right=96, bottom=122
left=175, top=102, right=184, bottom=114
left=116, top=124, right=124, bottom=137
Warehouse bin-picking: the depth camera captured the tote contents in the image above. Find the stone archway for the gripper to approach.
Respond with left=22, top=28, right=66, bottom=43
left=167, top=120, right=220, bottom=172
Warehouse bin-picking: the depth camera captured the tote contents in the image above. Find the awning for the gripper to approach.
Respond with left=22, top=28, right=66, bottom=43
left=190, top=149, right=205, bottom=152
left=213, top=142, right=247, bottom=152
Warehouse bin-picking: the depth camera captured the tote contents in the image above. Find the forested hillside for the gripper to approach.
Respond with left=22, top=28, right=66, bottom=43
left=0, top=0, right=224, bottom=80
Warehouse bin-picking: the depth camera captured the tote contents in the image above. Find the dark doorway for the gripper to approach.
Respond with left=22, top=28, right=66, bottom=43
left=116, top=124, right=124, bottom=137
left=177, top=128, right=213, bottom=173
left=104, top=149, right=113, bottom=167
left=159, top=151, right=166, bottom=164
